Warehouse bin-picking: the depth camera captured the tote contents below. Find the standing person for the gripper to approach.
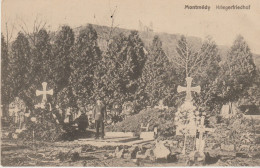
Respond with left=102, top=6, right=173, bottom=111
left=93, top=99, right=107, bottom=139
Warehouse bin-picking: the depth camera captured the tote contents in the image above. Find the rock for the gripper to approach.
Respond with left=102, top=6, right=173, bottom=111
left=221, top=144, right=235, bottom=151
left=188, top=151, right=205, bottom=166
left=12, top=133, right=18, bottom=139
left=138, top=144, right=144, bottom=151
left=204, top=152, right=220, bottom=165
left=132, top=158, right=138, bottom=163
left=239, top=145, right=250, bottom=151
left=123, top=153, right=131, bottom=159
left=71, top=152, right=80, bottom=162
left=167, top=154, right=178, bottom=163
left=154, top=141, right=170, bottom=160
left=108, top=152, right=115, bottom=158
left=144, top=149, right=154, bottom=159
left=249, top=145, right=259, bottom=152
left=128, top=146, right=139, bottom=159
left=236, top=152, right=249, bottom=158
left=116, top=149, right=124, bottom=158
left=115, top=147, right=120, bottom=153
left=136, top=151, right=146, bottom=159
left=71, top=147, right=82, bottom=153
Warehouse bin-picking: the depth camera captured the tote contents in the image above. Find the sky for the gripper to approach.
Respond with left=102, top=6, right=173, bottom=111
left=2, top=0, right=260, bottom=54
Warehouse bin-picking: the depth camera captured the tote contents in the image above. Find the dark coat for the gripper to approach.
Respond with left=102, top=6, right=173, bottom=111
left=93, top=104, right=107, bottom=121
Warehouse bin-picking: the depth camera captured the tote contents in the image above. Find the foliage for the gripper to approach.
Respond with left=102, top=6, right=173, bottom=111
left=19, top=108, right=63, bottom=142
left=92, top=31, right=146, bottom=110
left=174, top=36, right=221, bottom=114
left=52, top=26, right=76, bottom=110
left=69, top=25, right=102, bottom=105
left=9, top=33, right=32, bottom=97
left=216, top=35, right=256, bottom=104
left=141, top=36, right=177, bottom=107
left=52, top=25, right=75, bottom=92
left=246, top=68, right=260, bottom=106
left=1, top=35, right=10, bottom=108
left=208, top=113, right=258, bottom=146
left=5, top=32, right=35, bottom=111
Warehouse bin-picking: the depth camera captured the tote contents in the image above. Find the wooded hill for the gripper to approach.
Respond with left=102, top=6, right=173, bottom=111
left=75, top=24, right=260, bottom=68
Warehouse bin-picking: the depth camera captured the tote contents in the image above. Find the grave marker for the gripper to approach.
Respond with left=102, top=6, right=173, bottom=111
left=9, top=97, right=26, bottom=129
left=36, top=82, right=53, bottom=103
left=140, top=123, right=149, bottom=132
left=177, top=77, right=201, bottom=101
left=196, top=115, right=215, bottom=154
left=175, top=77, right=201, bottom=154
left=154, top=100, right=168, bottom=110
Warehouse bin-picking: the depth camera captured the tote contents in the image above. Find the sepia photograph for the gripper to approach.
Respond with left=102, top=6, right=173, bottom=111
left=1, top=0, right=260, bottom=166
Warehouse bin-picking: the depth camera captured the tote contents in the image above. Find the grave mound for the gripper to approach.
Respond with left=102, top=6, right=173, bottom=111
left=106, top=107, right=177, bottom=138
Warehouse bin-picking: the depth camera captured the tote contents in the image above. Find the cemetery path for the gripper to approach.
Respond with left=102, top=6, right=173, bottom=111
left=1, top=138, right=260, bottom=166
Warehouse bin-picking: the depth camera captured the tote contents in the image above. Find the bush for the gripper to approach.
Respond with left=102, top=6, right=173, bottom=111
left=19, top=108, right=64, bottom=142
left=207, top=113, right=257, bottom=146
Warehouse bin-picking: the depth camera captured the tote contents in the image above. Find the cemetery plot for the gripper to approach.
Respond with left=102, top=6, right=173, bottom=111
left=1, top=8, right=260, bottom=166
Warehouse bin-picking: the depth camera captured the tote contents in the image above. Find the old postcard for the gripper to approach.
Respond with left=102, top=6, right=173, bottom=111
left=1, top=0, right=260, bottom=166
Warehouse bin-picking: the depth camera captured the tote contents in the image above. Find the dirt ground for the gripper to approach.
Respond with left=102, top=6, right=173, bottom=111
left=1, top=138, right=260, bottom=167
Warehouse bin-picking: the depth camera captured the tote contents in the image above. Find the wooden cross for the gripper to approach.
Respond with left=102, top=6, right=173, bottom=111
left=196, top=116, right=215, bottom=154
left=36, top=82, right=53, bottom=103
left=177, top=77, right=201, bottom=101
left=141, top=123, right=150, bottom=132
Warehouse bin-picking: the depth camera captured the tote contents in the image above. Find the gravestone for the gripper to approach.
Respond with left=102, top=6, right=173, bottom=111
left=220, top=102, right=239, bottom=118
left=64, top=108, right=72, bottom=123
left=122, top=101, right=134, bottom=119
left=9, top=97, right=26, bottom=129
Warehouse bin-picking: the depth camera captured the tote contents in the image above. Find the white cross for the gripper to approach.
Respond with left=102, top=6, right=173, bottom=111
left=196, top=116, right=215, bottom=154
left=154, top=100, right=168, bottom=110
left=177, top=77, right=201, bottom=101
left=36, top=82, right=53, bottom=103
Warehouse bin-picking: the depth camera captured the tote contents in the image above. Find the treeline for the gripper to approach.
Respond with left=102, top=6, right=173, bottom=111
left=1, top=24, right=259, bottom=116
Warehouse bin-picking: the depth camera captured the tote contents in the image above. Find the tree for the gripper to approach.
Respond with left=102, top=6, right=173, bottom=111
left=217, top=35, right=256, bottom=105
left=18, top=29, right=54, bottom=110
left=5, top=33, right=32, bottom=109
left=70, top=24, right=102, bottom=106
left=1, top=35, right=11, bottom=116
left=52, top=25, right=75, bottom=109
left=93, top=31, right=147, bottom=110
left=247, top=68, right=260, bottom=106
left=174, top=36, right=221, bottom=112
left=18, top=16, right=47, bottom=46
left=53, top=26, right=75, bottom=87
left=141, top=36, right=177, bottom=107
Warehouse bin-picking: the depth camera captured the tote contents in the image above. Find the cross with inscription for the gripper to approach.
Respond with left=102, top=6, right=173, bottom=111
left=36, top=82, right=53, bottom=103
left=177, top=77, right=201, bottom=101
